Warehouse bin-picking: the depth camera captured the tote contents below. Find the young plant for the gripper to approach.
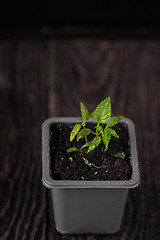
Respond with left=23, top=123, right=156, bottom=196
left=67, top=97, right=125, bottom=168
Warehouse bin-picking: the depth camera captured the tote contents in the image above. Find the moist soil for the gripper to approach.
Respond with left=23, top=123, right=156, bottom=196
left=50, top=122, right=132, bottom=180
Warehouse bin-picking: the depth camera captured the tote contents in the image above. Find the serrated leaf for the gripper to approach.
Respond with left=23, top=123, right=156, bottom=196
left=70, top=123, right=81, bottom=141
left=105, top=128, right=119, bottom=138
left=107, top=116, right=124, bottom=127
left=95, top=125, right=104, bottom=134
left=114, top=152, right=125, bottom=159
left=81, top=142, right=91, bottom=149
left=77, top=128, right=92, bottom=141
left=67, top=147, right=79, bottom=153
left=87, top=136, right=101, bottom=153
left=81, top=102, right=90, bottom=122
left=94, top=97, right=111, bottom=123
left=102, top=133, right=111, bottom=151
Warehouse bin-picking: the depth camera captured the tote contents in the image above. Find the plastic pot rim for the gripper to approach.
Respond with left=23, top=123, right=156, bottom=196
left=42, top=117, right=140, bottom=189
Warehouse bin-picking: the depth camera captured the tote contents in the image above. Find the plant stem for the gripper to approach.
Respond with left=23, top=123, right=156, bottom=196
left=82, top=122, right=88, bottom=143
left=91, top=130, right=97, bottom=135
left=79, top=149, right=109, bottom=169
left=96, top=122, right=100, bottom=135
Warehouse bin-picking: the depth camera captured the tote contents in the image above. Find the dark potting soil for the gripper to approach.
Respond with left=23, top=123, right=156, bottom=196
left=50, top=122, right=132, bottom=180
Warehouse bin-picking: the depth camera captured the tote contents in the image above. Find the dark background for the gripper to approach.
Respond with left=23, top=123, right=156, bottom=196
left=0, top=2, right=160, bottom=240
left=0, top=1, right=160, bottom=38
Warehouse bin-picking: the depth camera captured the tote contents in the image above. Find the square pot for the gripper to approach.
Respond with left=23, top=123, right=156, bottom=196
left=42, top=117, right=140, bottom=234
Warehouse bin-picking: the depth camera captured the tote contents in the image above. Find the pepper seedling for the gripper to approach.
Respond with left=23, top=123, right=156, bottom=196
left=67, top=97, right=125, bottom=168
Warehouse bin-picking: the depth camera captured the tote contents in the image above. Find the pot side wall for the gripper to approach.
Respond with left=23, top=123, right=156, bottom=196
left=51, top=188, right=128, bottom=234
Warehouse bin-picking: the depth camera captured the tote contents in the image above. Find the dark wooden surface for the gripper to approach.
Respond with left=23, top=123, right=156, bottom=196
left=0, top=39, right=160, bottom=239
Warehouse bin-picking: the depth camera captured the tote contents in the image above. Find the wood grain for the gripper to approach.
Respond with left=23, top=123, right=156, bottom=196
left=0, top=41, right=48, bottom=240
left=0, top=39, right=160, bottom=240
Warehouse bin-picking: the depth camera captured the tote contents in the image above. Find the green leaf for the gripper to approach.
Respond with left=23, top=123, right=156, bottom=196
left=67, top=147, right=79, bottom=153
left=89, top=111, right=94, bottom=118
left=70, top=123, right=81, bottom=141
left=81, top=142, right=91, bottom=149
left=107, top=116, right=124, bottom=127
left=94, top=97, right=111, bottom=123
left=77, top=128, right=92, bottom=141
left=102, top=133, right=111, bottom=151
left=88, top=136, right=101, bottom=153
left=105, top=128, right=119, bottom=138
left=114, top=152, right=125, bottom=159
left=95, top=125, right=104, bottom=134
left=81, top=102, right=90, bottom=122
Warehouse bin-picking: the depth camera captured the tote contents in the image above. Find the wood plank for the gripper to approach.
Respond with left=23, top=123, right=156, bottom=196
left=47, top=39, right=160, bottom=239
left=0, top=40, right=49, bottom=240
left=0, top=39, right=160, bottom=239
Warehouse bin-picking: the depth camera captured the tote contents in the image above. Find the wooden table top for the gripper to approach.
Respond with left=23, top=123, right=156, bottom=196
left=0, top=38, right=160, bottom=240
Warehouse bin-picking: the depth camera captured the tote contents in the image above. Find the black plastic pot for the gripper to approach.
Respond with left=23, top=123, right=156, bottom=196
left=42, top=117, right=140, bottom=234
